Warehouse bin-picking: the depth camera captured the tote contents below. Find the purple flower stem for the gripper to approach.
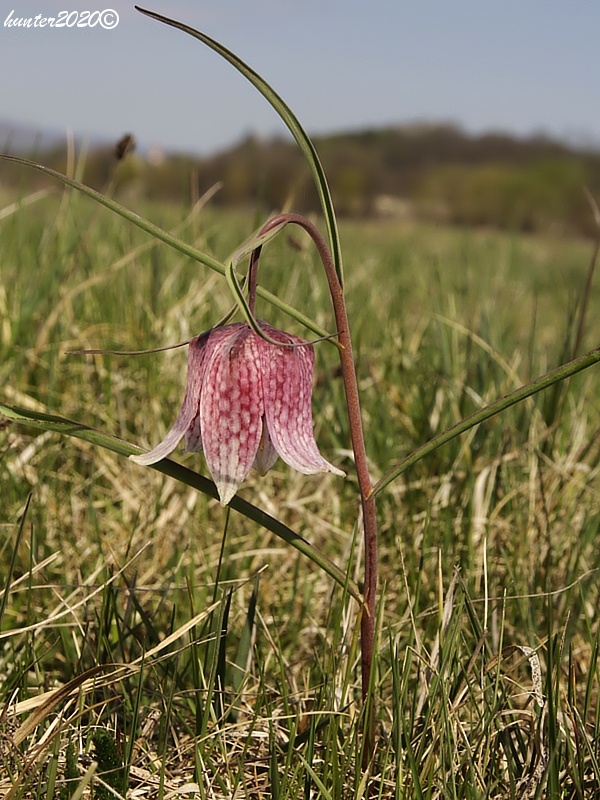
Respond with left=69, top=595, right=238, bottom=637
left=249, top=213, right=378, bottom=765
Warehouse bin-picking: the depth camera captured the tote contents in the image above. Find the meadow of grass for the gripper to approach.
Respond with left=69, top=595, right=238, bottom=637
left=1, top=174, right=600, bottom=798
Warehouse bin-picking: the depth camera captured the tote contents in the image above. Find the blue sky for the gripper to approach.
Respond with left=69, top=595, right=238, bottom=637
left=1, top=0, right=600, bottom=156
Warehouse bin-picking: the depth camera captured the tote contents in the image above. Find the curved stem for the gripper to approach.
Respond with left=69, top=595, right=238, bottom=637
left=248, top=245, right=261, bottom=316
left=249, top=213, right=378, bottom=761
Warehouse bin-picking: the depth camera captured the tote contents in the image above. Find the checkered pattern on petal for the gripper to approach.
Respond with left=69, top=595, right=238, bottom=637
left=200, top=326, right=265, bottom=505
left=130, top=325, right=244, bottom=466
left=258, top=322, right=344, bottom=477
left=132, top=320, right=343, bottom=505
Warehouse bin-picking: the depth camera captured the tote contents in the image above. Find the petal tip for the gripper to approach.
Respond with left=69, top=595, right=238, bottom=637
left=328, top=464, right=346, bottom=477
left=216, top=483, right=237, bottom=506
left=129, top=451, right=162, bottom=466
left=312, top=460, right=345, bottom=478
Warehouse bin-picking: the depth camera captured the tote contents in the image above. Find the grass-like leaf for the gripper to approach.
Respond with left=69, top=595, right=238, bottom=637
left=0, top=153, right=330, bottom=342
left=134, top=5, right=344, bottom=287
left=374, top=343, right=600, bottom=496
left=0, top=401, right=360, bottom=602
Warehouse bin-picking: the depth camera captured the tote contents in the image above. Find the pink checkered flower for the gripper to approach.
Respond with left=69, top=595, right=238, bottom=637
left=131, top=321, right=344, bottom=505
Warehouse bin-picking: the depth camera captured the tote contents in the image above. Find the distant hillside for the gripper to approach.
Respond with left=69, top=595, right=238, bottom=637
left=3, top=122, right=600, bottom=235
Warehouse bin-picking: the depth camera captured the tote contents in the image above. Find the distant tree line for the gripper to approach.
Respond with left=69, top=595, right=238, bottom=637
left=5, top=123, right=600, bottom=236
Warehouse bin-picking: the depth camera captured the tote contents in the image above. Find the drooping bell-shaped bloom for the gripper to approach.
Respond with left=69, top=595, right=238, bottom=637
left=130, top=321, right=344, bottom=505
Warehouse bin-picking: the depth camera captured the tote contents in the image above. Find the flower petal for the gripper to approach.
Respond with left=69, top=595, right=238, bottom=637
left=200, top=326, right=265, bottom=505
left=130, top=325, right=242, bottom=466
left=182, top=324, right=246, bottom=455
left=252, top=420, right=279, bottom=476
left=258, top=323, right=344, bottom=478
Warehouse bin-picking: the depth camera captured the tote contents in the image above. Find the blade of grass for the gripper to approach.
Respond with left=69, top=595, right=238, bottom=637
left=0, top=401, right=360, bottom=602
left=373, top=344, right=600, bottom=496
left=212, top=588, right=232, bottom=723
left=0, top=494, right=31, bottom=629
left=229, top=575, right=258, bottom=721
left=0, top=153, right=330, bottom=341
left=134, top=6, right=344, bottom=286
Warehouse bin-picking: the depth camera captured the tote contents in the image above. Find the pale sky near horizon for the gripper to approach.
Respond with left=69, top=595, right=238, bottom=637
left=1, top=1, right=600, bottom=157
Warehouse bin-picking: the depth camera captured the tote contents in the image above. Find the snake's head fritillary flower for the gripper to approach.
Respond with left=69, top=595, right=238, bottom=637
left=130, top=321, right=344, bottom=505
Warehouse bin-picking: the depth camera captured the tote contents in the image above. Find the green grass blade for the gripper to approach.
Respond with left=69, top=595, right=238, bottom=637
left=225, top=220, right=297, bottom=341
left=213, top=588, right=232, bottom=722
left=0, top=494, right=31, bottom=629
left=134, top=5, right=344, bottom=286
left=0, top=401, right=360, bottom=602
left=269, top=729, right=281, bottom=800
left=0, top=154, right=224, bottom=273
left=229, top=575, right=258, bottom=720
left=374, top=344, right=600, bottom=496
left=0, top=153, right=329, bottom=340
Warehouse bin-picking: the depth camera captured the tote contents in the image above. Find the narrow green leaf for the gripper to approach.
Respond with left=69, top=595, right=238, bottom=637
left=225, top=259, right=259, bottom=334
left=225, top=220, right=291, bottom=340
left=225, top=227, right=339, bottom=348
left=373, top=344, right=600, bottom=496
left=134, top=5, right=344, bottom=286
left=270, top=725, right=281, bottom=800
left=0, top=402, right=360, bottom=602
left=0, top=154, right=223, bottom=274
left=0, top=494, right=31, bottom=629
left=229, top=575, right=259, bottom=721
left=213, top=589, right=232, bottom=722
left=0, top=154, right=329, bottom=341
